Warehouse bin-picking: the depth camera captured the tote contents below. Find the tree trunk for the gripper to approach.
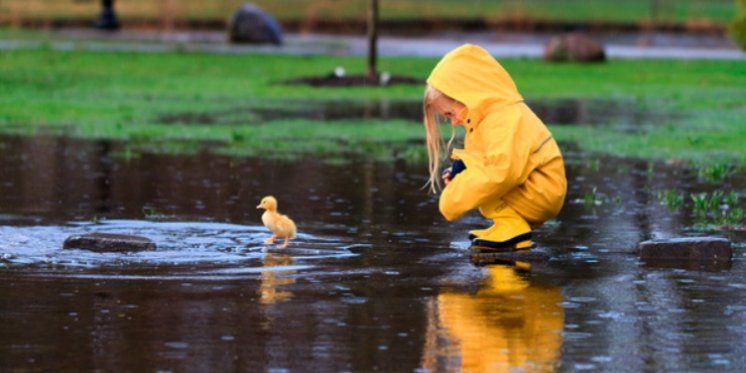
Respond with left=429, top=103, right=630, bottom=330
left=366, top=0, right=379, bottom=81
left=96, top=0, right=120, bottom=30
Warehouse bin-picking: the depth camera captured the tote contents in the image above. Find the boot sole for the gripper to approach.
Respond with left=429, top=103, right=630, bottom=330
left=470, top=232, right=534, bottom=252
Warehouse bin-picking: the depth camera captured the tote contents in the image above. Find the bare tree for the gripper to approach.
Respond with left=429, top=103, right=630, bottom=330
left=366, top=0, right=379, bottom=80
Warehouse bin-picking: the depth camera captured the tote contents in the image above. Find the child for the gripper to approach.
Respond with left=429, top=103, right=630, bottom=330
left=423, top=44, right=567, bottom=251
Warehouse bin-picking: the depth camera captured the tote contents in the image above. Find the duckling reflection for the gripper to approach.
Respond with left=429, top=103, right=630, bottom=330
left=258, top=253, right=296, bottom=305
left=422, top=264, right=564, bottom=372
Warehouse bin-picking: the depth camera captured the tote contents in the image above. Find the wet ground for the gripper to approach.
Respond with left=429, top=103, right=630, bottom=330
left=156, top=98, right=673, bottom=131
left=1, top=134, right=744, bottom=371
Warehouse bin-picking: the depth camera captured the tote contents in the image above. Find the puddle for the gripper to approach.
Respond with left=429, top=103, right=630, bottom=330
left=530, top=98, right=676, bottom=129
left=0, top=219, right=356, bottom=273
left=155, top=98, right=675, bottom=128
left=156, top=100, right=423, bottom=125
left=0, top=134, right=744, bottom=371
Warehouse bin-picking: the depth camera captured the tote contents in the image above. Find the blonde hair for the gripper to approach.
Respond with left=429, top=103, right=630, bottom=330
left=423, top=85, right=457, bottom=193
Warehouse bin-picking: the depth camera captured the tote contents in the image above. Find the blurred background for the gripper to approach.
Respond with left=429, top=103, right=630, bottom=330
left=0, top=0, right=736, bottom=30
left=1, top=2, right=745, bottom=372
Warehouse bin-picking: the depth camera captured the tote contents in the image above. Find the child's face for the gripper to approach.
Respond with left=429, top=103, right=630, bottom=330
left=432, top=96, right=466, bottom=126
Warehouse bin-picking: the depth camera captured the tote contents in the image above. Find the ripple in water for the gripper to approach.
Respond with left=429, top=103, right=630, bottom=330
left=0, top=220, right=357, bottom=279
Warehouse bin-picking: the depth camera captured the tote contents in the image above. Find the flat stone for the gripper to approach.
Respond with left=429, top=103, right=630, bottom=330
left=63, top=233, right=156, bottom=253
left=642, top=259, right=732, bottom=272
left=469, top=248, right=550, bottom=265
left=639, top=237, right=731, bottom=261
left=544, top=33, right=606, bottom=63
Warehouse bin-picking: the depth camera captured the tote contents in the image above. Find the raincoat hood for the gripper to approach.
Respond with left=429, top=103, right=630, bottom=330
left=426, top=44, right=523, bottom=124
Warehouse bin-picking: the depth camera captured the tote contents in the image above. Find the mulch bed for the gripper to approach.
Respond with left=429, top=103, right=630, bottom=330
left=285, top=74, right=423, bottom=87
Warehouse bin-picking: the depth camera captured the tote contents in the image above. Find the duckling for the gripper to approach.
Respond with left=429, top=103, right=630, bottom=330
left=256, top=196, right=297, bottom=248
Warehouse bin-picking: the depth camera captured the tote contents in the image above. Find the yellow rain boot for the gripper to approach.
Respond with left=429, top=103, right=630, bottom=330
left=467, top=199, right=503, bottom=241
left=467, top=227, right=489, bottom=241
left=471, top=203, right=533, bottom=252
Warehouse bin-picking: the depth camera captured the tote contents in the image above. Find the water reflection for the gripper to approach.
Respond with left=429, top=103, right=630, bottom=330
left=1, top=134, right=745, bottom=371
left=258, top=253, right=296, bottom=304
left=423, top=264, right=564, bottom=372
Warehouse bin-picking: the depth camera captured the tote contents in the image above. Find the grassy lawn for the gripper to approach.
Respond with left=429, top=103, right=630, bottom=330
left=0, top=0, right=735, bottom=25
left=0, top=48, right=744, bottom=166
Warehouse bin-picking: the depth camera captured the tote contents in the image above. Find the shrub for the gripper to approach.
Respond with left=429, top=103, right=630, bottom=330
left=730, top=0, right=746, bottom=50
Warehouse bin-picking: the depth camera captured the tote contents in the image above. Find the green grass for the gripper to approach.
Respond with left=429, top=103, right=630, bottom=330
left=0, top=0, right=736, bottom=25
left=0, top=48, right=744, bottom=165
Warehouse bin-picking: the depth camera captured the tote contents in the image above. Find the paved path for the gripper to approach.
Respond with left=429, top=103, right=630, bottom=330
left=1, top=29, right=743, bottom=60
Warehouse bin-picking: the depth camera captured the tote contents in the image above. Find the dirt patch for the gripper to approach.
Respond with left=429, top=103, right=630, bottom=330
left=284, top=74, right=423, bottom=87
left=158, top=112, right=220, bottom=125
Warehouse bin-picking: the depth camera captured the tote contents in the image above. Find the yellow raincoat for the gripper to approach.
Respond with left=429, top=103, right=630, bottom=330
left=427, top=44, right=566, bottom=226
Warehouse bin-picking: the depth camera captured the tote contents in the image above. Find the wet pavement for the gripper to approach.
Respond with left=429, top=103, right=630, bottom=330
left=1, top=29, right=744, bottom=60
left=0, top=134, right=744, bottom=371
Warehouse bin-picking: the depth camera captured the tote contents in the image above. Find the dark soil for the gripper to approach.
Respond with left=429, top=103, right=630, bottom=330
left=284, top=74, right=423, bottom=87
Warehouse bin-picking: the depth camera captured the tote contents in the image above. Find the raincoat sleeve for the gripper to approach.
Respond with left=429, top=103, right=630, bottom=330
left=438, top=114, right=531, bottom=221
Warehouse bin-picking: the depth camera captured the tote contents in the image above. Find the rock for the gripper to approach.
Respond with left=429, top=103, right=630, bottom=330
left=642, top=259, right=732, bottom=272
left=470, top=248, right=550, bottom=266
left=638, top=237, right=731, bottom=262
left=228, top=3, right=283, bottom=45
left=63, top=233, right=156, bottom=253
left=543, top=33, right=606, bottom=62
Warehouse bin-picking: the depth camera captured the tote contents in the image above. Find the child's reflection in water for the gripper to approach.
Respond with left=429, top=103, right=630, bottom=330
left=422, top=263, right=564, bottom=372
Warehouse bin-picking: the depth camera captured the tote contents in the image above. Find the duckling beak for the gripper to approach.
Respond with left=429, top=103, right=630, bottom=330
left=256, top=204, right=263, bottom=209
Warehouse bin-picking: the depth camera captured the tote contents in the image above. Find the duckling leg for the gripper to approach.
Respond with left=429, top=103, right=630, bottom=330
left=280, top=236, right=290, bottom=249
left=265, top=235, right=277, bottom=244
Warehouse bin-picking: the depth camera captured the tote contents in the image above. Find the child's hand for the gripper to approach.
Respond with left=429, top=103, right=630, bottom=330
left=441, top=160, right=466, bottom=185
left=441, top=168, right=453, bottom=185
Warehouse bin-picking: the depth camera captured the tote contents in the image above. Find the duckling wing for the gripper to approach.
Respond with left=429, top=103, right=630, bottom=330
left=276, top=215, right=297, bottom=238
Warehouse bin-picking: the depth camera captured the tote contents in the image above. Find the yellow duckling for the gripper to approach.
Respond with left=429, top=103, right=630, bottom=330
left=256, top=196, right=297, bottom=248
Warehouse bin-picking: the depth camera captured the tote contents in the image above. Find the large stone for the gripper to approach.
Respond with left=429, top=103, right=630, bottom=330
left=228, top=3, right=283, bottom=45
left=544, top=33, right=606, bottom=62
left=63, top=233, right=156, bottom=253
left=642, top=259, right=732, bottom=272
left=639, top=237, right=731, bottom=261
